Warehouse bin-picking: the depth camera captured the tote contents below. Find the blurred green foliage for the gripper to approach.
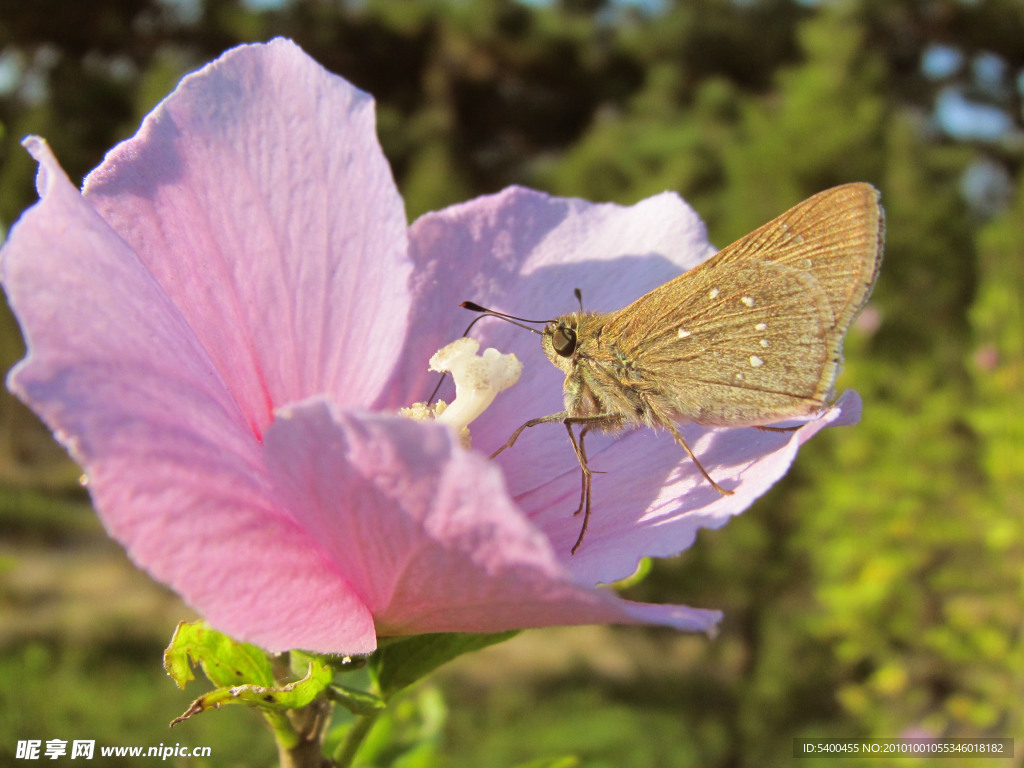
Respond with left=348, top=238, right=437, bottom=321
left=1, top=1, right=1022, bottom=766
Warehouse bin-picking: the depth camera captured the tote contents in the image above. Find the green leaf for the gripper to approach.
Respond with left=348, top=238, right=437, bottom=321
left=163, top=621, right=275, bottom=690
left=329, top=683, right=386, bottom=716
left=370, top=631, right=519, bottom=698
left=607, top=556, right=652, bottom=589
left=170, top=658, right=333, bottom=726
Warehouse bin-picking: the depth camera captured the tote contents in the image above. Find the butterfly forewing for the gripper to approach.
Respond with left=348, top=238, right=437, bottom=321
left=602, top=258, right=836, bottom=426
left=711, top=183, right=884, bottom=341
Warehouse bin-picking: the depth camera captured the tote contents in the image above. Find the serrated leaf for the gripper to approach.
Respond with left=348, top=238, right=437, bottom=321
left=163, top=621, right=275, bottom=690
left=370, top=631, right=519, bottom=697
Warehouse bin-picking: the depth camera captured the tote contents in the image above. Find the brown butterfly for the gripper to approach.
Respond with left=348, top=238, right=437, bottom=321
left=470, top=183, right=884, bottom=552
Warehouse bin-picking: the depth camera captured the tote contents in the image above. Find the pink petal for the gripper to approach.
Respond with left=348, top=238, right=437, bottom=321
left=530, top=392, right=861, bottom=585
left=389, top=186, right=715, bottom=459
left=82, top=39, right=410, bottom=435
left=263, top=399, right=721, bottom=637
left=3, top=138, right=376, bottom=653
left=381, top=186, right=715, bottom=413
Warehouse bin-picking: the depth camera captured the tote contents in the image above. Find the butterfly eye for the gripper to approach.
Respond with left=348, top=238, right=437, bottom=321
left=552, top=326, right=577, bottom=357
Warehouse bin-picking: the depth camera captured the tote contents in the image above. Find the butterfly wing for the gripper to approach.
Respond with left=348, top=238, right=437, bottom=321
left=711, top=183, right=884, bottom=342
left=564, top=184, right=883, bottom=428
left=600, top=258, right=836, bottom=426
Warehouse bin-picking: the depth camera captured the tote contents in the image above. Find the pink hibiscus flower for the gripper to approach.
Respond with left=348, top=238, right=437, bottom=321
left=0, top=39, right=858, bottom=654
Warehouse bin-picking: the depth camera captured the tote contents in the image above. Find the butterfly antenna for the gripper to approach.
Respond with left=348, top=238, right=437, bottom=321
left=459, top=301, right=550, bottom=333
left=427, top=302, right=551, bottom=405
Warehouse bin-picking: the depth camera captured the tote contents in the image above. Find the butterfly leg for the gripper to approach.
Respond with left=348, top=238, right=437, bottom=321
left=664, top=422, right=734, bottom=496
left=490, top=411, right=568, bottom=459
left=564, top=424, right=593, bottom=554
left=493, top=412, right=619, bottom=554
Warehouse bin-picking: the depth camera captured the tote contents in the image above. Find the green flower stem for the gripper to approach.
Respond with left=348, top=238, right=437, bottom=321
left=276, top=698, right=335, bottom=768
left=332, top=708, right=383, bottom=768
left=265, top=710, right=301, bottom=751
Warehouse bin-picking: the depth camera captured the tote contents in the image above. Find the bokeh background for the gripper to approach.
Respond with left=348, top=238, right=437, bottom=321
left=1, top=1, right=1022, bottom=766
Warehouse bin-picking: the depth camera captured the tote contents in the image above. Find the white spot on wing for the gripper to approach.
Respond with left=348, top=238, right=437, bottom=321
left=708, top=287, right=720, bottom=299
left=741, top=296, right=755, bottom=307
left=677, top=328, right=692, bottom=338
left=750, top=355, right=764, bottom=368
left=755, top=322, right=768, bottom=331
left=760, top=339, right=769, bottom=348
